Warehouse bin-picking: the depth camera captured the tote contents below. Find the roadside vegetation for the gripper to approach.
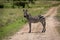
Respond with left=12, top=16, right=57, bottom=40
left=0, top=1, right=60, bottom=40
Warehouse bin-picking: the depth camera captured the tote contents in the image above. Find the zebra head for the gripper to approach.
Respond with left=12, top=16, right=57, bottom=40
left=23, top=9, right=29, bottom=18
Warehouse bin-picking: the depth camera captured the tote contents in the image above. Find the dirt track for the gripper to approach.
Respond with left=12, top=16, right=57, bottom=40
left=8, top=7, right=60, bottom=40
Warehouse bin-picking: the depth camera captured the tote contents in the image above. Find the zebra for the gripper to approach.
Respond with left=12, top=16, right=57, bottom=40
left=23, top=9, right=46, bottom=33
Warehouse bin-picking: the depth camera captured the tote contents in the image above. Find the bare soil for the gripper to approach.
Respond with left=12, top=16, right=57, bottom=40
left=5, top=7, right=60, bottom=40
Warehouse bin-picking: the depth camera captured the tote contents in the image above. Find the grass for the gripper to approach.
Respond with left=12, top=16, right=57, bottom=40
left=4, top=1, right=60, bottom=8
left=56, top=6, right=60, bottom=34
left=0, top=8, right=26, bottom=40
left=0, top=17, right=26, bottom=40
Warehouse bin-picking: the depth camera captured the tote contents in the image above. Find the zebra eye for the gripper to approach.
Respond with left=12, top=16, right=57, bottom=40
left=23, top=9, right=25, bottom=12
left=24, top=15, right=26, bottom=17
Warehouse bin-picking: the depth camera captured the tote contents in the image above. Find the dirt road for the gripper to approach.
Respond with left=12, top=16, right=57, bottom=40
left=8, top=7, right=60, bottom=40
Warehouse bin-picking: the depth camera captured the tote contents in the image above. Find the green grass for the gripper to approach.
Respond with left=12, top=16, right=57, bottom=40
left=0, top=17, right=27, bottom=40
left=4, top=1, right=59, bottom=8
left=0, top=8, right=26, bottom=40
left=0, top=14, right=28, bottom=39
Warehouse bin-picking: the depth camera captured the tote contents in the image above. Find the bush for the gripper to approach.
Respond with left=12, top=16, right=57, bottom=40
left=0, top=5, right=4, bottom=8
left=4, top=3, right=13, bottom=8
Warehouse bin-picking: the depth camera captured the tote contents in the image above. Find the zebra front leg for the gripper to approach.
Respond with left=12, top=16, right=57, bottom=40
left=41, top=18, right=46, bottom=33
left=42, top=21, right=46, bottom=33
left=29, top=22, right=31, bottom=33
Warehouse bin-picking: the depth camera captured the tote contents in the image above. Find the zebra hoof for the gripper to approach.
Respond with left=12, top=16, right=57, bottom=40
left=42, top=29, right=46, bottom=33
left=42, top=31, right=45, bottom=33
left=29, top=31, right=31, bottom=33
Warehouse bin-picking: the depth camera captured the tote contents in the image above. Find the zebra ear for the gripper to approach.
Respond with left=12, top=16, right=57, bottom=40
left=23, top=9, right=25, bottom=12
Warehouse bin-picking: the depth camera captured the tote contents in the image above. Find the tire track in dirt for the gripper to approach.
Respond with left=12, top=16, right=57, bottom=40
left=6, top=7, right=60, bottom=40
